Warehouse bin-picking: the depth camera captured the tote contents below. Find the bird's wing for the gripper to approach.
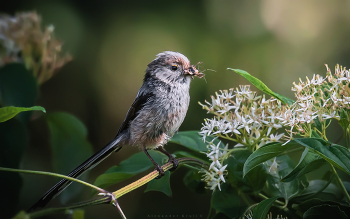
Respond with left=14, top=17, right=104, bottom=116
left=116, top=91, right=153, bottom=136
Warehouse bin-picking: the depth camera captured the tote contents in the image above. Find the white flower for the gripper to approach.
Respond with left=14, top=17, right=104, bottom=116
left=269, top=158, right=279, bottom=174
left=217, top=103, right=237, bottom=114
left=220, top=143, right=229, bottom=157
left=213, top=118, right=230, bottom=135
left=207, top=141, right=221, bottom=157
left=212, top=164, right=228, bottom=183
left=208, top=153, right=221, bottom=170
left=268, top=133, right=284, bottom=142
left=200, top=118, right=217, bottom=140
left=209, top=177, right=222, bottom=191
left=220, top=89, right=235, bottom=99
left=321, top=110, right=338, bottom=120
left=235, top=85, right=251, bottom=95
left=310, top=74, right=325, bottom=85
left=337, top=70, right=350, bottom=83
left=236, top=114, right=254, bottom=133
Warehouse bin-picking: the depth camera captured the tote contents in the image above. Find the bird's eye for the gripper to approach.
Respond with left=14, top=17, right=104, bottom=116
left=171, top=65, right=178, bottom=71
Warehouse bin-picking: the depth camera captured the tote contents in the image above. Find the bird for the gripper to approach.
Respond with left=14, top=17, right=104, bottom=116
left=28, top=51, right=204, bottom=211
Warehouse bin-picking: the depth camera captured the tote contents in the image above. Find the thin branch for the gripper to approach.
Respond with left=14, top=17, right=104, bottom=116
left=0, top=167, right=105, bottom=193
left=113, top=157, right=207, bottom=199
left=12, top=157, right=207, bottom=218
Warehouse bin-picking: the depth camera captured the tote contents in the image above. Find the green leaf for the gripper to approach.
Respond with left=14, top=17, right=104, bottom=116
left=294, top=198, right=350, bottom=217
left=211, top=184, right=242, bottom=218
left=266, top=155, right=309, bottom=201
left=294, top=180, right=344, bottom=202
left=344, top=181, right=350, bottom=194
left=303, top=205, right=348, bottom=219
left=252, top=196, right=279, bottom=219
left=0, top=118, right=26, bottom=218
left=228, top=68, right=294, bottom=105
left=211, top=212, right=231, bottom=219
left=281, top=148, right=326, bottom=182
left=339, top=108, right=349, bottom=131
left=94, top=151, right=167, bottom=189
left=0, top=106, right=45, bottom=122
left=46, top=112, right=94, bottom=204
left=170, top=131, right=220, bottom=152
left=243, top=141, right=297, bottom=177
left=226, top=150, right=267, bottom=193
left=294, top=138, right=350, bottom=175
left=183, top=169, right=207, bottom=194
left=0, top=63, right=39, bottom=123
left=13, top=211, right=29, bottom=219
left=144, top=171, right=172, bottom=196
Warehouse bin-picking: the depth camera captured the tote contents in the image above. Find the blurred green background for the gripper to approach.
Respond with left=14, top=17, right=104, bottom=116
left=2, top=0, right=350, bottom=218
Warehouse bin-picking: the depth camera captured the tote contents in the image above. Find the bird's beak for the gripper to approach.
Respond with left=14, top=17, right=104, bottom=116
left=184, top=66, right=204, bottom=78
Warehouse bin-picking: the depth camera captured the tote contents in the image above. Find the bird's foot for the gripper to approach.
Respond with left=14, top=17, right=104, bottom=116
left=98, top=189, right=117, bottom=206
left=154, top=164, right=165, bottom=179
left=167, top=156, right=179, bottom=172
left=156, top=147, right=179, bottom=172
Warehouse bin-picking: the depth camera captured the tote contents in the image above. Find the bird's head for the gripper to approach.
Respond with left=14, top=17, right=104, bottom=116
left=145, top=51, right=204, bottom=84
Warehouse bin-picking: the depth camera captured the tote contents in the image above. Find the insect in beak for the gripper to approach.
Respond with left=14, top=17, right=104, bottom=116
left=185, top=66, right=205, bottom=78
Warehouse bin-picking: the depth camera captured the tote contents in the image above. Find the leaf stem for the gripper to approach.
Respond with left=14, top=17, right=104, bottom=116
left=258, top=193, right=285, bottom=206
left=225, top=147, right=248, bottom=158
left=218, top=133, right=240, bottom=144
left=330, top=164, right=350, bottom=204
left=301, top=173, right=334, bottom=202
left=240, top=192, right=252, bottom=206
left=29, top=196, right=111, bottom=218
left=0, top=167, right=105, bottom=193
left=207, top=206, right=213, bottom=219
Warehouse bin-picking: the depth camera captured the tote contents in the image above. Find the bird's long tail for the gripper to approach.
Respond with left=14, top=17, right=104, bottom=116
left=28, top=135, right=123, bottom=212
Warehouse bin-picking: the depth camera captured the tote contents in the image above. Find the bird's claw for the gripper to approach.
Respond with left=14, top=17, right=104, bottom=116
left=154, top=164, right=165, bottom=179
left=168, top=156, right=179, bottom=172
left=98, top=190, right=117, bottom=206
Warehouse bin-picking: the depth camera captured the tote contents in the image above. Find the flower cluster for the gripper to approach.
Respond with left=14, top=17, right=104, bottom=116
left=199, top=65, right=350, bottom=191
left=285, top=64, right=350, bottom=141
left=199, top=86, right=288, bottom=191
left=0, top=12, right=72, bottom=84
left=201, top=140, right=228, bottom=191
left=199, top=85, right=286, bottom=152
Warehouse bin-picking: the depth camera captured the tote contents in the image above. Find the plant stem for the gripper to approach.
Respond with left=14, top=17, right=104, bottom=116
left=240, top=192, right=251, bottom=206
left=346, top=128, right=349, bottom=148
left=29, top=196, right=128, bottom=219
left=300, top=172, right=334, bottom=201
left=225, top=147, right=248, bottom=158
left=29, top=196, right=111, bottom=218
left=251, top=127, right=268, bottom=149
left=258, top=193, right=285, bottom=206
left=218, top=133, right=239, bottom=144
left=322, top=121, right=329, bottom=141
left=207, top=206, right=213, bottom=219
left=21, top=157, right=207, bottom=218
left=0, top=167, right=105, bottom=193
left=331, top=164, right=350, bottom=204
left=113, top=157, right=207, bottom=198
